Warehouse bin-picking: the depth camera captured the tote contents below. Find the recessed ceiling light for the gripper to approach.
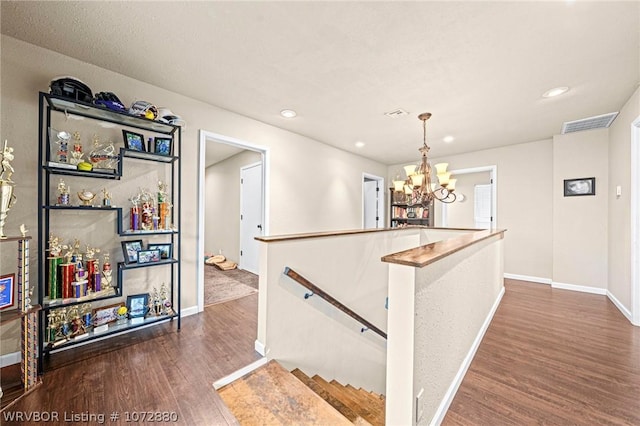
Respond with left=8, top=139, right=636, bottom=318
left=443, top=136, right=454, bottom=143
left=280, top=109, right=297, bottom=118
left=355, top=141, right=365, bottom=148
left=542, top=87, right=569, bottom=98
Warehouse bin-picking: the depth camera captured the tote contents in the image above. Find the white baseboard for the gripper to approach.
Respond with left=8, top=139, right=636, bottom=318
left=606, top=290, right=636, bottom=325
left=504, top=273, right=551, bottom=285
left=430, top=285, right=506, bottom=426
left=254, top=339, right=266, bottom=356
left=212, top=357, right=268, bottom=390
left=551, top=281, right=607, bottom=295
left=181, top=305, right=199, bottom=318
left=0, top=351, right=20, bottom=368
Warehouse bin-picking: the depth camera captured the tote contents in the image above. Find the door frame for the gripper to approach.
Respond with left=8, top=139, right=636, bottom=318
left=197, top=130, right=269, bottom=313
left=439, top=165, right=497, bottom=228
left=629, top=116, right=640, bottom=325
left=239, top=161, right=263, bottom=274
left=362, top=173, right=385, bottom=228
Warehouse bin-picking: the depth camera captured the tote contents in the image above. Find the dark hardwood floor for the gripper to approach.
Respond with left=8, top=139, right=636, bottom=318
left=444, top=279, right=640, bottom=425
left=3, top=280, right=640, bottom=425
left=4, top=294, right=260, bottom=426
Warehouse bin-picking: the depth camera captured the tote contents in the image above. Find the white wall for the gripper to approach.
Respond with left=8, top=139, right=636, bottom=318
left=385, top=232, right=504, bottom=425
left=608, top=87, right=640, bottom=313
left=0, top=35, right=387, bottom=355
left=258, top=229, right=423, bottom=394
left=391, top=139, right=554, bottom=281
left=204, top=150, right=261, bottom=263
left=552, top=129, right=609, bottom=291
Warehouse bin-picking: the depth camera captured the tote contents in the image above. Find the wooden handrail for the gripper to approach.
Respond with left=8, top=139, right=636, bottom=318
left=283, top=267, right=387, bottom=340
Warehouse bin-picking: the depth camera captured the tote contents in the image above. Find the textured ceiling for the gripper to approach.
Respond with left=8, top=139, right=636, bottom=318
left=1, top=1, right=639, bottom=165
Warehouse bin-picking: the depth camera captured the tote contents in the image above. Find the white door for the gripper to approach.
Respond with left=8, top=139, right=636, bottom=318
left=363, top=179, right=380, bottom=228
left=474, top=184, right=492, bottom=229
left=240, top=162, right=262, bottom=274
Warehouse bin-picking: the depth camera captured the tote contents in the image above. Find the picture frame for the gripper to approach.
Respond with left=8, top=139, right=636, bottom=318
left=148, top=243, right=172, bottom=260
left=0, top=273, right=15, bottom=311
left=137, top=249, right=161, bottom=264
left=126, top=293, right=149, bottom=318
left=122, top=130, right=145, bottom=152
left=564, top=177, right=596, bottom=197
left=92, top=303, right=124, bottom=326
left=121, top=239, right=143, bottom=264
left=153, top=137, right=172, bottom=156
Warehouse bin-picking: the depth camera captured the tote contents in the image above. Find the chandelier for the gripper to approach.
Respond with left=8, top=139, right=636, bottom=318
left=392, top=112, right=456, bottom=206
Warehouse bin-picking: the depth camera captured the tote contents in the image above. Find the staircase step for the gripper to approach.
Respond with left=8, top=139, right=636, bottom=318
left=338, top=380, right=385, bottom=425
left=313, top=375, right=381, bottom=426
left=291, top=369, right=371, bottom=426
left=346, top=384, right=385, bottom=425
left=348, top=384, right=384, bottom=407
left=218, top=360, right=351, bottom=425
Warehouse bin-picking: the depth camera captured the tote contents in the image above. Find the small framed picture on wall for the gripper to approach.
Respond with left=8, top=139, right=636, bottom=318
left=564, top=177, right=595, bottom=196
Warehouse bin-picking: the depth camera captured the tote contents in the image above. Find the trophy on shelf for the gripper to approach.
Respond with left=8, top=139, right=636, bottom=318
left=57, top=178, right=70, bottom=206
left=130, top=193, right=140, bottom=231
left=89, top=134, right=119, bottom=172
left=70, top=131, right=84, bottom=166
left=49, top=128, right=71, bottom=164
left=77, top=189, right=96, bottom=206
left=0, top=140, right=17, bottom=239
left=102, top=188, right=112, bottom=207
left=81, top=303, right=92, bottom=329
left=102, top=252, right=113, bottom=288
left=160, top=282, right=172, bottom=315
left=46, top=233, right=67, bottom=300
left=158, top=181, right=171, bottom=230
left=140, top=188, right=154, bottom=231
left=85, top=244, right=101, bottom=292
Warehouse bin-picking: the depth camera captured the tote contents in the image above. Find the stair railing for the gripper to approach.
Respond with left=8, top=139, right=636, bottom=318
left=284, top=267, right=387, bottom=340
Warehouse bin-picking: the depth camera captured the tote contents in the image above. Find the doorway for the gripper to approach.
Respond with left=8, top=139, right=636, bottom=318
left=438, top=166, right=497, bottom=229
left=197, top=130, right=269, bottom=313
left=362, top=173, right=385, bottom=229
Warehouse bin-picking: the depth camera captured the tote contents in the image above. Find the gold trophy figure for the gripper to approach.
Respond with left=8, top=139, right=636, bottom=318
left=0, top=140, right=17, bottom=239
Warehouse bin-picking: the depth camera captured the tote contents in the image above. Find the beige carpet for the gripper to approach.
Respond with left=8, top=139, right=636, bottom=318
left=204, top=265, right=259, bottom=307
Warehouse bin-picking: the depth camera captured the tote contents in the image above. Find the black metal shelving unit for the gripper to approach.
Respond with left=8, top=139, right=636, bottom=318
left=37, top=92, right=181, bottom=372
left=389, top=188, right=434, bottom=228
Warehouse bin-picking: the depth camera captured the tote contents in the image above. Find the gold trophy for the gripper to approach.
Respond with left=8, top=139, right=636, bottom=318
left=77, top=189, right=96, bottom=206
left=0, top=140, right=17, bottom=239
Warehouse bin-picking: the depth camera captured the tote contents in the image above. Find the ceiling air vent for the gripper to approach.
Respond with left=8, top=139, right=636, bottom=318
left=561, top=112, right=619, bottom=134
left=384, top=108, right=409, bottom=118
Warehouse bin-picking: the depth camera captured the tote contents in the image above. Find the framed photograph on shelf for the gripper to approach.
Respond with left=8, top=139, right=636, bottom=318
left=148, top=243, right=172, bottom=259
left=122, top=130, right=145, bottom=152
left=137, top=249, right=161, bottom=264
left=126, top=293, right=149, bottom=318
left=153, top=137, right=172, bottom=156
left=121, top=239, right=143, bottom=264
left=564, top=177, right=595, bottom=197
left=92, top=303, right=124, bottom=326
left=0, top=273, right=15, bottom=310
